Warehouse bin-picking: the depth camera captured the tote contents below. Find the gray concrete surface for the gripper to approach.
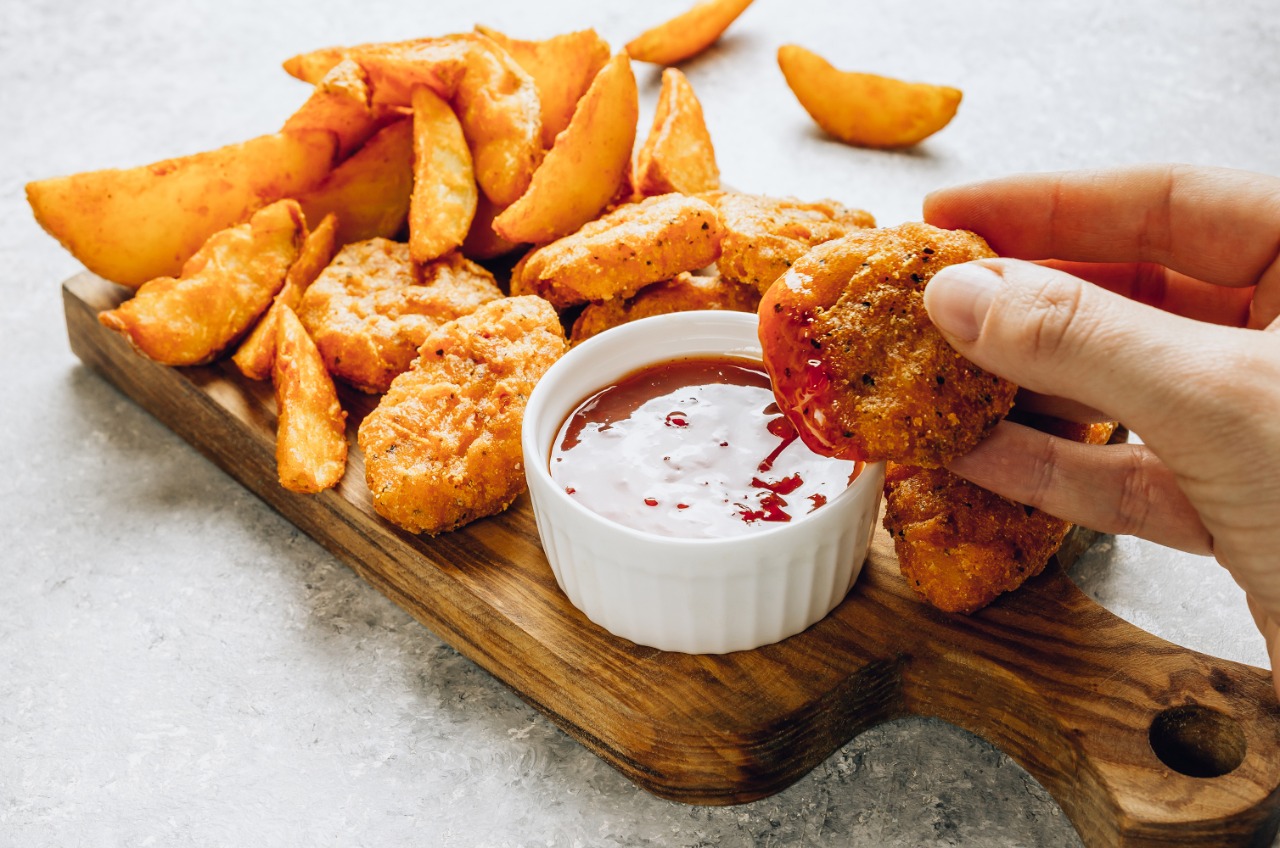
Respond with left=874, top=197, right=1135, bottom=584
left=3, top=1, right=1277, bottom=845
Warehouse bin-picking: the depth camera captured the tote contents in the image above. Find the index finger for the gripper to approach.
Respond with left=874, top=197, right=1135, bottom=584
left=923, top=164, right=1280, bottom=291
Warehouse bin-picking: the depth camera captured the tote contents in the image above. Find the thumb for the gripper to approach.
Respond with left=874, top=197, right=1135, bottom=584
left=922, top=258, right=1240, bottom=456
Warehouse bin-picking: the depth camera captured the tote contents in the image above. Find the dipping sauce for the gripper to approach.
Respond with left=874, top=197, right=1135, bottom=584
left=549, top=356, right=861, bottom=538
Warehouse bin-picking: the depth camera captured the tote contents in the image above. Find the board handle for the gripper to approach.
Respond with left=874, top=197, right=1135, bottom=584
left=890, top=563, right=1280, bottom=847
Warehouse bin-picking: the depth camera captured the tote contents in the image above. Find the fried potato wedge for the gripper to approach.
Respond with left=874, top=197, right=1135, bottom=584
left=777, top=44, right=961, bottom=149
left=884, top=418, right=1116, bottom=614
left=98, top=200, right=304, bottom=365
left=233, top=213, right=337, bottom=381
left=475, top=26, right=611, bottom=149
left=282, top=59, right=378, bottom=160
left=285, top=34, right=540, bottom=206
left=517, top=193, right=722, bottom=309
left=707, top=191, right=875, bottom=293
left=626, top=0, right=755, bottom=65
left=492, top=52, right=638, bottom=245
left=296, top=119, right=414, bottom=248
left=297, top=239, right=503, bottom=393
left=409, top=86, right=477, bottom=263
left=274, top=304, right=348, bottom=494
left=570, top=271, right=759, bottom=345
left=462, top=193, right=521, bottom=260
left=358, top=296, right=568, bottom=535
left=27, top=130, right=334, bottom=287
left=633, top=68, right=719, bottom=197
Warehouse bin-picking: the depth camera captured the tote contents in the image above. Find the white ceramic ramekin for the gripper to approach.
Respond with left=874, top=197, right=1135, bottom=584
left=522, top=311, right=884, bottom=654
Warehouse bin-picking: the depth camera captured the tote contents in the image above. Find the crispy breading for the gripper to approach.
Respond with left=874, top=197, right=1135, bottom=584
left=297, top=239, right=503, bottom=393
left=519, top=193, right=723, bottom=309
left=98, top=199, right=304, bottom=365
left=706, top=192, right=875, bottom=293
left=273, top=304, right=348, bottom=494
left=358, top=296, right=568, bottom=534
left=758, top=222, right=1016, bottom=468
left=570, top=272, right=759, bottom=345
left=884, top=419, right=1117, bottom=614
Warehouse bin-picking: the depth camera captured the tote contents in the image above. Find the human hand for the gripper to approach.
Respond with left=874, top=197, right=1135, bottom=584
left=921, top=164, right=1280, bottom=691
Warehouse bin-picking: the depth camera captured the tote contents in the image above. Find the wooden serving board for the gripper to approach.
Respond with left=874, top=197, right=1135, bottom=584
left=65, top=271, right=1280, bottom=847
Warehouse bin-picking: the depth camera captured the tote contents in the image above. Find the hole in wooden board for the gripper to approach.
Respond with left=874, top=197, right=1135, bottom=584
left=1148, top=704, right=1247, bottom=778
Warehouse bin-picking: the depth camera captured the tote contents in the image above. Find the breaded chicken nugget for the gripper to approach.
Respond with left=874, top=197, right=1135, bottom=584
left=706, top=192, right=875, bottom=293
left=358, top=296, right=568, bottom=534
left=758, top=222, right=1016, bottom=468
left=569, top=272, right=759, bottom=345
left=884, top=418, right=1117, bottom=614
left=98, top=200, right=304, bottom=366
left=297, top=238, right=503, bottom=393
left=519, top=193, right=723, bottom=309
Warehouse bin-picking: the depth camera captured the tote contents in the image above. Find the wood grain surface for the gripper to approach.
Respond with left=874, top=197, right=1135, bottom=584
left=65, top=271, right=1280, bottom=847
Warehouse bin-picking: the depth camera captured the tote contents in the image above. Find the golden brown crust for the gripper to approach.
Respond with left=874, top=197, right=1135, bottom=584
left=706, top=192, right=875, bottom=293
left=758, top=222, right=1016, bottom=468
left=273, top=304, right=348, bottom=494
left=569, top=271, right=759, bottom=345
left=884, top=420, right=1117, bottom=614
left=297, top=239, right=502, bottom=393
left=519, top=193, right=724, bottom=309
left=357, top=296, right=568, bottom=535
left=97, top=199, right=304, bottom=366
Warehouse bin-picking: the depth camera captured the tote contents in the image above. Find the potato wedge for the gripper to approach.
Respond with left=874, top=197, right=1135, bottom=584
left=284, top=34, right=540, bottom=206
left=475, top=26, right=611, bottom=149
left=98, top=200, right=305, bottom=365
left=27, top=130, right=334, bottom=287
left=633, top=68, right=719, bottom=197
left=409, top=86, right=477, bottom=263
left=462, top=193, right=521, bottom=260
left=626, top=0, right=754, bottom=65
left=274, top=304, right=348, bottom=494
left=296, top=119, right=413, bottom=248
left=777, top=44, right=961, bottom=149
left=282, top=59, right=378, bottom=160
left=492, top=52, right=638, bottom=245
left=233, top=213, right=337, bottom=380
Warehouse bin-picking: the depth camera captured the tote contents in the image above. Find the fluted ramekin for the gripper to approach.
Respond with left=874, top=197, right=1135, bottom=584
left=522, top=311, right=884, bottom=654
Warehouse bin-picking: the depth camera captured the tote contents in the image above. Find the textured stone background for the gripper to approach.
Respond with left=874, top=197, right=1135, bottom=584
left=3, top=1, right=1278, bottom=845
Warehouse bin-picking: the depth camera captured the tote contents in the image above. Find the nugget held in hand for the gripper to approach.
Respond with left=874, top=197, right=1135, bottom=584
left=99, top=199, right=305, bottom=365
left=707, top=191, right=874, bottom=293
left=758, top=222, right=1015, bottom=467
left=298, top=239, right=503, bottom=393
left=884, top=417, right=1117, bottom=613
left=517, top=193, right=723, bottom=309
left=274, top=304, right=348, bottom=494
left=358, top=296, right=568, bottom=534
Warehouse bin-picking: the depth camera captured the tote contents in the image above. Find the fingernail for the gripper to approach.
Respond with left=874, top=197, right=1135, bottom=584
left=924, top=261, right=1001, bottom=342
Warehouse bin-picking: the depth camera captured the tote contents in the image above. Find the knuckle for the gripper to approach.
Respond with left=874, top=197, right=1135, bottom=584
left=1012, top=274, right=1092, bottom=362
left=1112, top=448, right=1160, bottom=537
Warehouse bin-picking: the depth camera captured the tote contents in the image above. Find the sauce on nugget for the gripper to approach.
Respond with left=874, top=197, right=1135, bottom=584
left=550, top=356, right=860, bottom=538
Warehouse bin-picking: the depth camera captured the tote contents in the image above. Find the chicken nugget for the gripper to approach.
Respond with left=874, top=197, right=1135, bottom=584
left=707, top=192, right=874, bottom=293
left=98, top=199, right=304, bottom=366
left=570, top=272, right=759, bottom=345
left=519, top=193, right=723, bottom=309
left=758, top=222, right=1016, bottom=468
left=884, top=419, right=1117, bottom=614
left=297, top=238, right=503, bottom=393
left=358, top=296, right=568, bottom=534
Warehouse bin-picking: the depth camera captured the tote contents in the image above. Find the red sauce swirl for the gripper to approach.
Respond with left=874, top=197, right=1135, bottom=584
left=550, top=356, right=861, bottom=539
